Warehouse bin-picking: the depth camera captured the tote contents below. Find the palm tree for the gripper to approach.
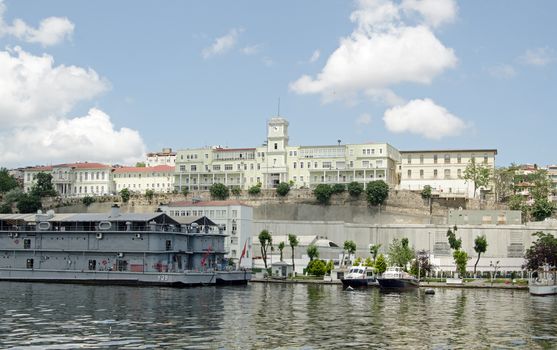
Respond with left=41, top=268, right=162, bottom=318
left=342, top=240, right=357, bottom=267
left=288, top=234, right=299, bottom=270
left=307, top=244, right=319, bottom=261
left=473, top=235, right=488, bottom=276
left=369, top=243, right=382, bottom=262
left=278, top=241, right=285, bottom=262
left=258, top=230, right=272, bottom=269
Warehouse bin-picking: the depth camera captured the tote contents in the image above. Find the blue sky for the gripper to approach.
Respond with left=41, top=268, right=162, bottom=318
left=0, top=0, right=555, bottom=168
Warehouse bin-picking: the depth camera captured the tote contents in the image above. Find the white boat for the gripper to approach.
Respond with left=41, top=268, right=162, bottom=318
left=529, top=264, right=557, bottom=296
left=377, top=266, right=419, bottom=290
left=340, top=264, right=378, bottom=288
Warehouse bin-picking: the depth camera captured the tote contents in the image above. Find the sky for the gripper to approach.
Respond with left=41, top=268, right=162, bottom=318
left=0, top=0, right=555, bottom=169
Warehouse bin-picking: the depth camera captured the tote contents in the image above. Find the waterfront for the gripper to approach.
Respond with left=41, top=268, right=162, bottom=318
left=0, top=282, right=556, bottom=349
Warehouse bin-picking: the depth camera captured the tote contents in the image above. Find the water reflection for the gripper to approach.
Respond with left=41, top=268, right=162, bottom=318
left=0, top=282, right=556, bottom=349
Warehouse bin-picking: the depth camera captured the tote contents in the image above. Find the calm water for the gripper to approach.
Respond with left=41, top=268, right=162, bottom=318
left=0, top=282, right=556, bottom=349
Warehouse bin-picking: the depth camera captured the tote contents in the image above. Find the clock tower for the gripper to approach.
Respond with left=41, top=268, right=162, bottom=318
left=264, top=117, right=289, bottom=188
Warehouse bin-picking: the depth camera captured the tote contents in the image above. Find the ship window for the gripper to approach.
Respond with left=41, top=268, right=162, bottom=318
left=26, top=259, right=34, bottom=269
left=166, top=240, right=172, bottom=251
left=88, top=260, right=97, bottom=270
left=116, top=260, right=128, bottom=271
left=24, top=239, right=31, bottom=249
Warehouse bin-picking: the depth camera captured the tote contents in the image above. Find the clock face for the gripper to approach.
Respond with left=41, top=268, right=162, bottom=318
left=273, top=126, right=278, bottom=131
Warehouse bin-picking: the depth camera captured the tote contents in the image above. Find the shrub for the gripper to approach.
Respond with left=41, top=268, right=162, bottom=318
left=248, top=184, right=261, bottom=195
left=16, top=194, right=41, bottom=213
left=82, top=196, right=95, bottom=206
left=421, top=185, right=432, bottom=199
left=181, top=187, right=189, bottom=197
left=145, top=189, right=155, bottom=201
left=366, top=180, right=389, bottom=205
left=231, top=186, right=242, bottom=197
left=276, top=182, right=290, bottom=197
left=120, top=188, right=131, bottom=203
left=306, top=259, right=327, bottom=276
left=332, top=183, right=345, bottom=194
left=210, top=183, right=229, bottom=200
left=347, top=181, right=364, bottom=197
left=313, top=184, right=333, bottom=204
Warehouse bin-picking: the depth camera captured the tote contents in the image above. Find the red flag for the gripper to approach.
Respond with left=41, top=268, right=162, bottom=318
left=239, top=240, right=247, bottom=266
left=201, top=244, right=212, bottom=267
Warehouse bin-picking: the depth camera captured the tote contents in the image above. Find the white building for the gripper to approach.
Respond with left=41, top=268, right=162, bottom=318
left=174, top=117, right=400, bottom=191
left=24, top=162, right=113, bottom=197
left=398, top=149, right=498, bottom=198
left=113, top=165, right=175, bottom=194
left=146, top=148, right=176, bottom=167
left=158, top=200, right=253, bottom=268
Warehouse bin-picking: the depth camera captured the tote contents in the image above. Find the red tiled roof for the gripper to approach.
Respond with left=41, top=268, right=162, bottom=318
left=26, top=166, right=53, bottom=171
left=166, top=200, right=251, bottom=207
left=114, top=165, right=175, bottom=173
left=214, top=148, right=256, bottom=152
left=59, top=162, right=112, bottom=169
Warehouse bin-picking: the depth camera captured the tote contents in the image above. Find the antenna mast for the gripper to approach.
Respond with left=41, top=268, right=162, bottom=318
left=277, top=97, right=281, bottom=116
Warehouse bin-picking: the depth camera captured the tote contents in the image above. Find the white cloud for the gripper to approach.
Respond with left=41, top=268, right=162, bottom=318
left=309, top=50, right=320, bottom=63
left=401, top=0, right=457, bottom=28
left=0, top=1, right=74, bottom=46
left=241, top=44, right=261, bottom=55
left=290, top=0, right=457, bottom=104
left=202, top=28, right=243, bottom=58
left=0, top=108, right=146, bottom=167
left=520, top=47, right=553, bottom=66
left=356, top=113, right=372, bottom=125
left=0, top=47, right=109, bottom=127
left=383, top=98, right=467, bottom=139
left=488, top=64, right=516, bottom=79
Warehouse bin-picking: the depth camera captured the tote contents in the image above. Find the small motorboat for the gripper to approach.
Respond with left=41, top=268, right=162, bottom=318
left=340, top=264, right=378, bottom=288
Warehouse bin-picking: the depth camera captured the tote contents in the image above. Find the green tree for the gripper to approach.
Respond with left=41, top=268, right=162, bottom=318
left=347, top=181, right=364, bottom=197
left=342, top=240, right=357, bottom=267
left=375, top=254, right=387, bottom=274
left=493, top=166, right=518, bottom=202
left=82, top=196, right=95, bottom=206
left=276, top=182, right=290, bottom=197
left=248, top=183, right=262, bottom=195
left=453, top=250, right=469, bottom=278
left=353, top=257, right=362, bottom=266
left=135, top=162, right=146, bottom=167
left=2, top=188, right=24, bottom=205
left=421, top=185, right=432, bottom=199
left=531, top=198, right=555, bottom=221
left=410, top=250, right=432, bottom=278
left=210, top=183, right=230, bottom=200
left=446, top=225, right=462, bottom=251
left=145, top=189, right=155, bottom=202
left=306, top=244, right=319, bottom=261
left=0, top=168, right=18, bottom=193
left=524, top=231, right=557, bottom=270
left=313, top=184, right=333, bottom=204
left=473, top=235, right=488, bottom=275
left=365, top=180, right=389, bottom=206
left=278, top=241, right=285, bottom=262
left=306, top=259, right=327, bottom=276
left=463, top=158, right=491, bottom=198
left=331, top=183, right=345, bottom=194
left=230, top=186, right=241, bottom=197
left=326, top=260, right=334, bottom=275
left=120, top=188, right=131, bottom=203
left=288, top=234, right=299, bottom=271
left=364, top=257, right=373, bottom=267
left=30, top=172, right=57, bottom=197
left=369, top=243, right=381, bottom=262
left=388, top=237, right=415, bottom=268
left=0, top=202, right=12, bottom=213
left=16, top=193, right=41, bottom=213
left=258, top=229, right=273, bottom=269
left=181, top=187, right=189, bottom=197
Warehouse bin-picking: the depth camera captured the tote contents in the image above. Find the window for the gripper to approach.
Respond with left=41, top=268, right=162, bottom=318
left=457, top=169, right=462, bottom=177
left=457, top=154, right=462, bottom=164
left=433, top=169, right=438, bottom=178
left=314, top=162, right=318, bottom=168
left=363, top=161, right=369, bottom=168
left=88, top=260, right=96, bottom=270
left=307, top=162, right=310, bottom=169
left=250, top=164, right=254, bottom=170
left=237, top=164, right=241, bottom=170
left=274, top=143, right=278, bottom=150
left=420, top=169, right=424, bottom=179
left=300, top=162, right=304, bottom=168
left=180, top=165, right=186, bottom=172
left=444, top=169, right=451, bottom=179
left=26, top=258, right=34, bottom=269
left=376, top=160, right=383, bottom=167
left=433, top=155, right=438, bottom=164
left=166, top=240, right=172, bottom=251
left=407, top=155, right=412, bottom=164
left=484, top=154, right=488, bottom=164
left=407, top=170, right=412, bottom=178
left=323, top=162, right=331, bottom=169
left=420, top=155, right=424, bottom=164
left=293, top=162, right=297, bottom=168
left=191, top=165, right=197, bottom=172
left=444, top=154, right=450, bottom=164
left=24, top=239, right=31, bottom=249
left=225, top=164, right=233, bottom=171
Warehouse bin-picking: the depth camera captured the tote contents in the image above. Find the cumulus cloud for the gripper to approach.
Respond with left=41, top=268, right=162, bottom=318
left=202, top=28, right=243, bottom=58
left=309, top=50, right=320, bottom=63
left=520, top=47, right=553, bottom=66
left=289, top=0, right=457, bottom=104
left=401, top=0, right=457, bottom=28
left=0, top=47, right=109, bottom=127
left=488, top=64, right=516, bottom=79
left=383, top=98, right=467, bottom=139
left=356, top=113, right=372, bottom=125
left=0, top=1, right=74, bottom=46
left=0, top=108, right=146, bottom=166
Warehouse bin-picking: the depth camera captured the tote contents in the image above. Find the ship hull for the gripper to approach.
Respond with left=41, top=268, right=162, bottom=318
left=377, top=278, right=419, bottom=290
left=216, top=270, right=252, bottom=285
left=341, top=278, right=378, bottom=288
left=529, top=284, right=557, bottom=296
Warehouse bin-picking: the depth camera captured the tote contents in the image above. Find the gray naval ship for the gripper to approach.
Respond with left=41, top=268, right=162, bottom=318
left=0, top=205, right=251, bottom=286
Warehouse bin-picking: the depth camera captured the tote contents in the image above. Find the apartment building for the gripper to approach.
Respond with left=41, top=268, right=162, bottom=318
left=146, top=148, right=176, bottom=167
left=158, top=201, right=253, bottom=268
left=24, top=162, right=113, bottom=197
left=113, top=165, right=175, bottom=194
left=174, top=117, right=400, bottom=191
left=399, top=149, right=497, bottom=198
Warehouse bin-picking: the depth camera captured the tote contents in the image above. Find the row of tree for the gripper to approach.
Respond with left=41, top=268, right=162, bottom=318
left=0, top=170, right=57, bottom=214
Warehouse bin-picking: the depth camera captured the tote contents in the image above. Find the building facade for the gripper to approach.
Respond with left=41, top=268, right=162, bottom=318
left=398, top=149, right=497, bottom=198
left=24, top=162, right=113, bottom=197
left=113, top=165, right=175, bottom=194
left=174, top=117, right=400, bottom=191
left=158, top=201, right=253, bottom=268
left=146, top=148, right=176, bottom=167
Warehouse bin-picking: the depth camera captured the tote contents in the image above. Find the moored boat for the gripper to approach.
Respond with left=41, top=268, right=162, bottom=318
left=340, top=264, right=378, bottom=288
left=529, top=264, right=557, bottom=296
left=377, top=266, right=419, bottom=290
